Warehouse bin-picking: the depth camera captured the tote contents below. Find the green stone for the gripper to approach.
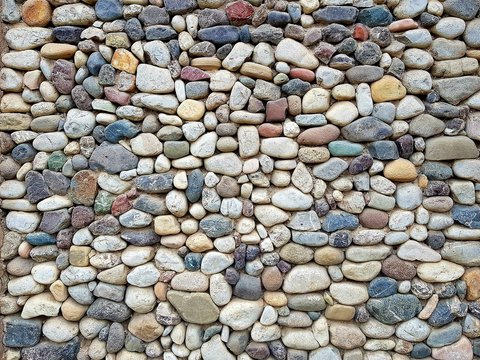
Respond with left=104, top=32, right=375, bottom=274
left=328, top=141, right=364, bottom=157
left=94, top=190, right=115, bottom=214
left=163, top=141, right=190, bottom=159
left=47, top=151, right=68, bottom=171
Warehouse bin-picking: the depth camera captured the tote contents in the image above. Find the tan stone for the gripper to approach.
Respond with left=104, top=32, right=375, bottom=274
left=329, top=322, right=366, bottom=350
left=314, top=246, right=344, bottom=265
left=425, top=136, right=479, bottom=161
left=22, top=0, right=52, bottom=26
left=128, top=313, right=164, bottom=342
left=325, top=305, right=355, bottom=321
left=186, top=233, right=214, bottom=252
left=154, top=282, right=168, bottom=301
left=61, top=298, right=88, bottom=321
left=69, top=246, right=91, bottom=267
left=177, top=99, right=205, bottom=121
left=264, top=291, right=288, bottom=307
left=383, top=159, right=417, bottom=182
left=112, top=49, right=139, bottom=74
left=167, top=290, right=219, bottom=325
left=40, top=44, right=77, bottom=59
left=464, top=268, right=480, bottom=301
left=239, top=62, right=273, bottom=81
left=154, top=215, right=181, bottom=235
left=0, top=114, right=32, bottom=131
left=302, top=88, right=330, bottom=113
left=190, top=57, right=222, bottom=71
left=49, top=280, right=68, bottom=302
left=371, top=75, right=407, bottom=102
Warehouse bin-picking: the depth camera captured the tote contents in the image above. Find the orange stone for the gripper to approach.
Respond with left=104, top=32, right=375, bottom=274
left=383, top=159, right=417, bottom=182
left=111, top=49, right=139, bottom=74
left=388, top=19, right=418, bottom=32
left=464, top=268, right=480, bottom=301
left=22, top=0, right=52, bottom=27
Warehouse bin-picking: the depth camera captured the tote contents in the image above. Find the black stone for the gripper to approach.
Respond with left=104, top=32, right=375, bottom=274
left=164, top=0, right=197, bottom=15
left=186, top=169, right=204, bottom=202
left=21, top=338, right=80, bottom=360
left=135, top=173, right=174, bottom=193
left=198, top=26, right=240, bottom=45
left=52, top=26, right=83, bottom=44
left=25, top=171, right=51, bottom=203
left=267, top=11, right=291, bottom=27
left=138, top=5, right=169, bottom=25
left=3, top=317, right=42, bottom=348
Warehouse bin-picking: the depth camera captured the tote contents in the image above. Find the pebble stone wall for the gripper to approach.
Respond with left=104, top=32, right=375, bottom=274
left=2, top=0, right=480, bottom=359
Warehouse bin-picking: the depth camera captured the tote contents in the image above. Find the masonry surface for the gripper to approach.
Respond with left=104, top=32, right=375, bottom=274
left=2, top=0, right=480, bottom=359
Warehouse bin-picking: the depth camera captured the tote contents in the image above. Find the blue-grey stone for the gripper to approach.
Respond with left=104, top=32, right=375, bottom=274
left=199, top=214, right=234, bottom=238
left=39, top=209, right=71, bottom=234
left=121, top=228, right=161, bottom=246
left=86, top=52, right=107, bottom=76
left=267, top=11, right=291, bottom=27
left=426, top=322, right=463, bottom=347
left=282, top=79, right=311, bottom=96
left=186, top=169, right=204, bottom=203
left=368, top=141, right=399, bottom=160
left=292, top=231, right=328, bottom=246
left=294, top=114, right=326, bottom=126
left=239, top=25, right=250, bottom=43
left=357, top=6, right=394, bottom=27
left=411, top=343, right=431, bottom=359
left=341, top=117, right=393, bottom=142
left=26, top=232, right=57, bottom=246
left=89, top=143, right=138, bottom=174
left=125, top=18, right=145, bottom=41
left=52, top=26, right=83, bottom=44
left=328, top=141, right=363, bottom=157
left=87, top=299, right=132, bottom=322
left=198, top=26, right=240, bottom=45
left=233, top=273, right=263, bottom=301
left=25, top=171, right=50, bottom=203
left=329, top=230, right=352, bottom=248
left=145, top=25, right=178, bottom=41
left=250, top=24, right=284, bottom=45
left=185, top=253, right=202, bottom=271
left=322, top=210, right=359, bottom=232
left=368, top=277, right=398, bottom=298
left=133, top=194, right=168, bottom=215
left=312, top=6, right=359, bottom=24
left=452, top=205, right=480, bottom=229
left=428, top=298, right=467, bottom=327
left=443, top=0, right=480, bottom=20
left=135, top=174, right=174, bottom=194
left=164, top=0, right=197, bottom=15
left=95, top=0, right=123, bottom=21
left=12, top=143, right=37, bottom=164
left=21, top=338, right=80, bottom=360
left=3, top=317, right=42, bottom=348
left=104, top=120, right=140, bottom=143
left=288, top=3, right=302, bottom=23
left=366, top=294, right=422, bottom=325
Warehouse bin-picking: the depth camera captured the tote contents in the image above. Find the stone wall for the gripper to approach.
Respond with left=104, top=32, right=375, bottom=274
left=1, top=0, right=480, bottom=359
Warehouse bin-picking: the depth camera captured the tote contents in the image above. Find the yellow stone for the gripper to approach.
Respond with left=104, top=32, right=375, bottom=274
left=40, top=43, right=77, bottom=59
left=240, top=62, right=273, bottom=81
left=190, top=57, right=221, bottom=71
left=383, top=159, right=417, bottom=182
left=325, top=305, right=355, bottom=321
left=111, top=49, right=139, bottom=74
left=314, top=246, right=344, bottom=265
left=186, top=233, right=214, bottom=252
left=264, top=291, right=287, bottom=307
left=69, top=245, right=91, bottom=267
left=49, top=280, right=68, bottom=302
left=177, top=99, right=206, bottom=121
left=61, top=298, right=88, bottom=321
left=154, top=215, right=181, bottom=235
left=418, top=174, right=428, bottom=188
left=371, top=75, right=407, bottom=102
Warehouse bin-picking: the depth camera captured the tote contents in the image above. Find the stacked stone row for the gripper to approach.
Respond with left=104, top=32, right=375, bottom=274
left=1, top=0, right=480, bottom=359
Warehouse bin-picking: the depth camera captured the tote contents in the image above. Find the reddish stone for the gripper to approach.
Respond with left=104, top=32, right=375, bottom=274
left=69, top=170, right=98, bottom=206
left=104, top=87, right=131, bottom=105
left=297, top=125, right=340, bottom=146
left=248, top=97, right=265, bottom=113
left=266, top=98, right=288, bottom=122
left=314, top=42, right=336, bottom=64
left=111, top=194, right=133, bottom=216
left=431, top=337, right=473, bottom=360
left=353, top=23, right=369, bottom=41
left=258, top=123, right=283, bottom=138
left=242, top=199, right=254, bottom=217
left=56, top=228, right=74, bottom=249
left=180, top=66, right=210, bottom=82
left=261, top=266, right=283, bottom=291
left=290, top=68, right=315, bottom=82
left=71, top=206, right=95, bottom=229
left=359, top=209, right=389, bottom=229
left=246, top=342, right=270, bottom=360
left=51, top=59, right=76, bottom=95
left=382, top=255, right=416, bottom=280
left=388, top=19, right=418, bottom=32
left=226, top=0, right=254, bottom=25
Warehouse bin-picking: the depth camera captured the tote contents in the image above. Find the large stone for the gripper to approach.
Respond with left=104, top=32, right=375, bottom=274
left=89, top=143, right=139, bottom=174
left=425, top=136, right=479, bottom=160
left=367, top=294, right=422, bottom=325
left=417, top=260, right=465, bottom=282
left=275, top=39, right=319, bottom=70
left=167, top=291, right=219, bottom=324
left=283, top=264, right=330, bottom=293
left=433, top=76, right=480, bottom=105
left=219, top=299, right=264, bottom=330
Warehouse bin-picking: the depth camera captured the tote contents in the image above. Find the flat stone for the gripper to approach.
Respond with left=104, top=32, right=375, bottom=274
left=425, top=136, right=479, bottom=160
left=89, top=143, right=139, bottom=174
left=283, top=264, right=330, bottom=293
left=167, top=291, right=219, bottom=324
left=275, top=38, right=319, bottom=70
left=417, top=260, right=465, bottom=282
left=367, top=294, right=422, bottom=325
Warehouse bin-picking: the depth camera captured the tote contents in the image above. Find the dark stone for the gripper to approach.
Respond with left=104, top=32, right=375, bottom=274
left=225, top=267, right=240, bottom=285
left=425, top=102, right=467, bottom=118
left=25, top=232, right=56, bottom=246
left=164, top=0, right=197, bottom=15
left=21, top=338, right=80, bottom=360
left=185, top=253, right=202, bottom=271
left=200, top=214, right=234, bottom=238
left=246, top=245, right=260, bottom=261
left=348, top=154, right=373, bottom=174
left=121, top=228, right=161, bottom=246
left=56, top=227, right=74, bottom=249
left=145, top=26, right=177, bottom=41
left=368, top=141, right=399, bottom=160
left=381, top=255, right=416, bottom=280
left=346, top=65, right=383, bottom=83
left=428, top=298, right=468, bottom=327
left=43, top=169, right=70, bottom=195
left=411, top=343, right=431, bottom=359
left=427, top=322, right=463, bottom=348
left=323, top=24, right=351, bottom=43
left=233, top=273, right=263, bottom=300
left=106, top=322, right=125, bottom=353
left=312, top=6, right=358, bottom=24
left=104, top=120, right=140, bottom=143
left=452, top=205, right=480, bottom=229
left=168, top=39, right=181, bottom=59
left=341, top=117, right=393, bottom=142
left=86, top=52, right=107, bottom=76
left=125, top=18, right=145, bottom=41
left=216, top=43, right=233, bottom=60
left=52, top=26, right=83, bottom=44
left=443, top=0, right=480, bottom=20
left=39, top=209, right=71, bottom=234
left=203, top=325, right=222, bottom=342
left=281, top=79, right=311, bottom=96
left=246, top=342, right=270, bottom=360
left=370, top=27, right=392, bottom=47
left=88, top=215, right=120, bottom=236
left=189, top=41, right=216, bottom=57
left=87, top=299, right=132, bottom=322
left=313, top=42, right=336, bottom=64
left=250, top=24, right=284, bottom=45
left=426, top=91, right=441, bottom=103
left=322, top=210, right=359, bottom=232
left=89, top=143, right=139, bottom=174
left=368, top=277, right=398, bottom=298
left=424, top=181, right=450, bottom=196
left=234, top=243, right=246, bottom=270
left=3, top=317, right=42, bottom=348
left=420, top=12, right=440, bottom=27
left=267, top=11, right=291, bottom=27
left=354, top=41, right=382, bottom=65
left=396, top=134, right=414, bottom=158
left=51, top=60, right=76, bottom=95
left=357, top=6, right=393, bottom=27
left=47, top=151, right=68, bottom=172
left=198, top=9, right=229, bottom=28
left=198, top=25, right=240, bottom=45
left=138, top=5, right=169, bottom=25
left=421, top=162, right=453, bottom=180
left=135, top=173, right=174, bottom=194
left=239, top=24, right=250, bottom=43
left=435, top=283, right=457, bottom=298
left=25, top=171, right=50, bottom=203
left=71, top=85, right=93, bottom=111
left=336, top=37, right=357, bottom=54
left=426, top=231, right=446, bottom=250
left=367, top=294, right=422, bottom=325
left=328, top=230, right=352, bottom=248
left=11, top=143, right=37, bottom=164
left=95, top=0, right=123, bottom=21
left=186, top=169, right=204, bottom=202
left=133, top=194, right=168, bottom=215
left=227, top=330, right=250, bottom=355
left=355, top=306, right=370, bottom=323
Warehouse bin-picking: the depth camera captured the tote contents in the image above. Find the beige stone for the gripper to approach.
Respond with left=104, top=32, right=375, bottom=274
left=371, top=75, right=407, bottom=102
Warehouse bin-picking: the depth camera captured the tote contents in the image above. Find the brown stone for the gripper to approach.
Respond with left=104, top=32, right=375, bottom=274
left=128, top=313, right=164, bottom=342
left=325, top=305, right=355, bottom=321
left=261, top=266, right=283, bottom=291
left=111, top=49, right=139, bottom=74
left=297, top=125, right=340, bottom=146
left=266, top=98, right=288, bottom=122
left=464, top=268, right=480, bottom=301
left=388, top=19, right=418, bottom=32
left=258, top=123, right=283, bottom=138
left=383, top=159, right=417, bottom=182
left=22, top=0, right=52, bottom=26
left=290, top=68, right=315, bottom=82
left=190, top=57, right=222, bottom=71
left=314, top=247, right=344, bottom=266
left=216, top=176, right=240, bottom=197
left=111, top=194, right=133, bottom=216
left=239, top=62, right=273, bottom=81
left=264, top=291, right=287, bottom=307
left=381, top=255, right=416, bottom=280
left=69, top=170, right=98, bottom=206
left=431, top=336, right=473, bottom=360
left=40, top=44, right=77, bottom=59
left=371, top=75, right=407, bottom=102
left=359, top=209, right=389, bottom=229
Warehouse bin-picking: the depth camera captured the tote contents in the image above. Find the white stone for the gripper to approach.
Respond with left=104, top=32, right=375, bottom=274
left=417, top=260, right=465, bottom=282
left=43, top=317, right=79, bottom=343
left=219, top=299, right=263, bottom=330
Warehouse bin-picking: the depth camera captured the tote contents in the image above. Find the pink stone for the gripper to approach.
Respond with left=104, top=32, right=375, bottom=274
left=297, top=124, right=340, bottom=146
left=290, top=68, right=315, bottom=82
left=180, top=66, right=210, bottom=82
left=388, top=19, right=418, bottom=32
left=432, top=337, right=473, bottom=360
left=111, top=194, right=132, bottom=217
left=353, top=23, right=369, bottom=41
left=104, top=87, right=131, bottom=105
left=258, top=123, right=283, bottom=138
left=226, top=0, right=254, bottom=25
left=266, top=98, right=288, bottom=122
